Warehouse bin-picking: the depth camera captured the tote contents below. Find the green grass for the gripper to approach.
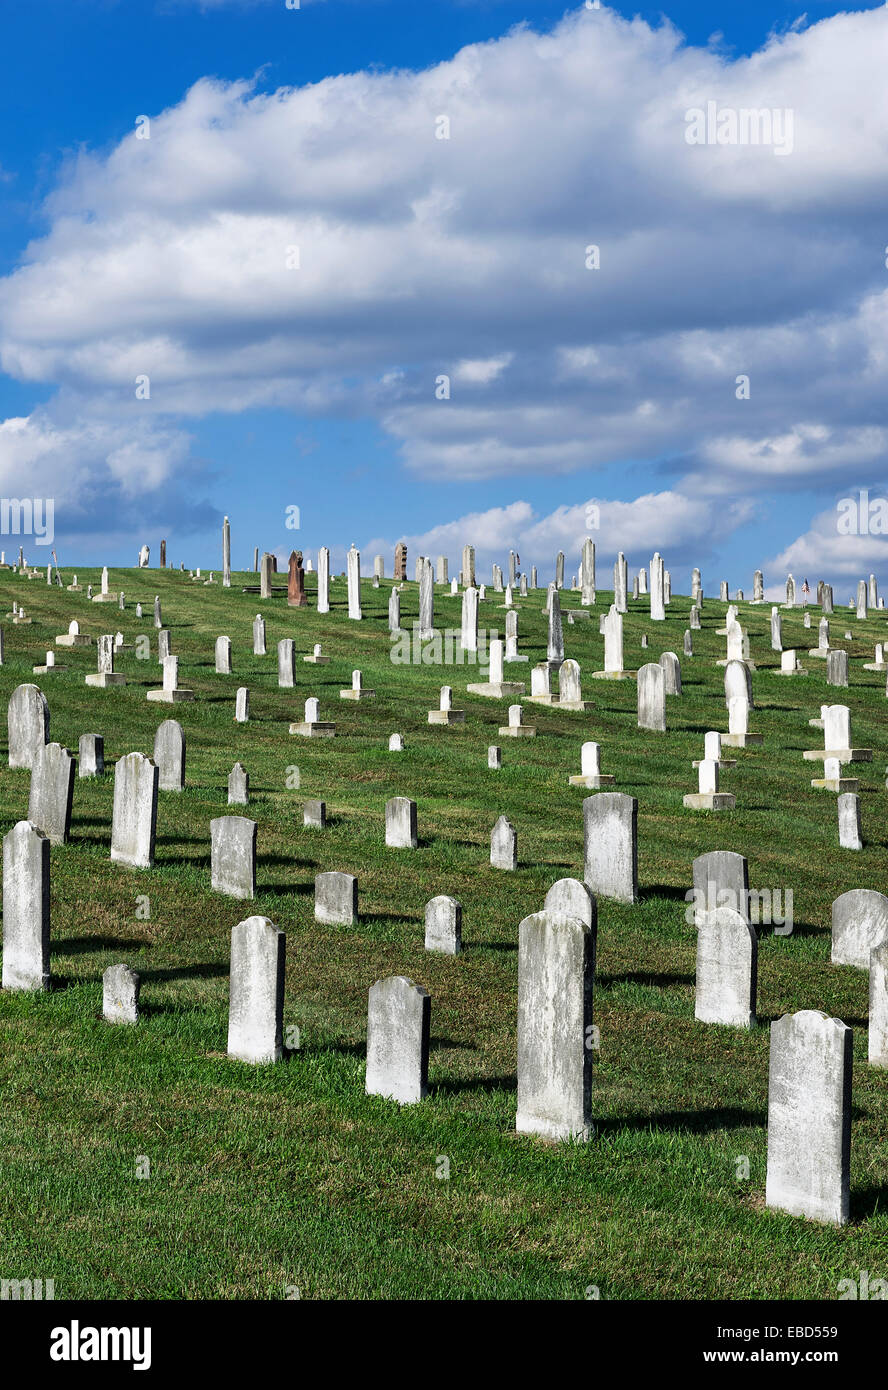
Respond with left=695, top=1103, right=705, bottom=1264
left=0, top=565, right=886, bottom=1299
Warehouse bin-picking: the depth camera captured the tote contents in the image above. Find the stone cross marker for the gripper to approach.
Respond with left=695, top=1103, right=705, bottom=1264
left=111, top=753, right=159, bottom=869
left=516, top=910, right=594, bottom=1142
left=103, top=964, right=140, bottom=1025
left=2, top=820, right=51, bottom=991
left=211, top=816, right=257, bottom=899
left=27, top=742, right=75, bottom=845
left=366, top=975, right=430, bottom=1105
left=227, top=916, right=285, bottom=1064
left=765, top=1010, right=852, bottom=1225
left=583, top=793, right=638, bottom=903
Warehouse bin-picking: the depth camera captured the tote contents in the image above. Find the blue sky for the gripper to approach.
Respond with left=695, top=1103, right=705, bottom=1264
left=1, top=0, right=887, bottom=595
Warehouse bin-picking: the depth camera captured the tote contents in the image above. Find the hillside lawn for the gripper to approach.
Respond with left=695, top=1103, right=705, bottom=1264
left=0, top=565, right=886, bottom=1300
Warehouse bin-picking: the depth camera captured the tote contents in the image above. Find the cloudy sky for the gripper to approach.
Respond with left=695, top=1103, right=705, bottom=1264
left=1, top=0, right=886, bottom=595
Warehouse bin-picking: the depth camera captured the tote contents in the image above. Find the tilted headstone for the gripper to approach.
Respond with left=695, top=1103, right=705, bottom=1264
left=111, top=753, right=159, bottom=869
left=315, top=871, right=358, bottom=925
left=516, top=911, right=594, bottom=1141
left=425, top=895, right=462, bottom=954
left=765, top=1010, right=852, bottom=1225
left=227, top=916, right=285, bottom=1064
left=211, top=816, right=257, bottom=899
left=27, top=742, right=75, bottom=845
left=366, top=976, right=430, bottom=1104
left=583, top=793, right=637, bottom=903
left=2, top=821, right=50, bottom=991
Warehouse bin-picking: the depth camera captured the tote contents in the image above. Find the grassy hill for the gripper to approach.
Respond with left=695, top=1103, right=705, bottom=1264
left=0, top=564, right=885, bottom=1299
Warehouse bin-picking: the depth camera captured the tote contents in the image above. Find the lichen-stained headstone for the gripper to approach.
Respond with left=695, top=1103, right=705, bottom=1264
left=2, top=820, right=50, bottom=991
left=765, top=1010, right=852, bottom=1225
left=366, top=976, right=430, bottom=1105
left=227, top=916, right=285, bottom=1065
left=516, top=911, right=594, bottom=1142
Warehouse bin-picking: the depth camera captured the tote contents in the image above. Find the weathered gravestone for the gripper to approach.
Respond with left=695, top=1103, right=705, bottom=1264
left=637, top=662, right=666, bottom=732
left=424, top=895, right=462, bottom=955
left=303, top=800, right=326, bottom=829
left=516, top=911, right=594, bottom=1142
left=27, top=742, right=75, bottom=845
left=694, top=905, right=757, bottom=1028
left=838, top=792, right=862, bottom=850
left=385, top=797, right=418, bottom=849
left=103, top=964, right=140, bottom=1025
left=692, top=850, right=749, bottom=924
left=252, top=615, right=266, bottom=655
left=491, top=814, right=517, bottom=869
left=227, top=916, right=285, bottom=1064
left=870, top=943, right=888, bottom=1067
left=315, top=871, right=358, bottom=925
left=215, top=636, right=232, bottom=674
left=235, top=687, right=250, bottom=723
left=765, top=1010, right=852, bottom=1225
left=2, top=820, right=50, bottom=991
left=583, top=793, right=637, bottom=903
left=111, top=753, right=158, bottom=869
left=78, top=732, right=104, bottom=778
left=153, top=719, right=186, bottom=792
left=211, top=816, right=257, bottom=899
left=8, top=684, right=49, bottom=769
left=366, top=976, right=430, bottom=1104
left=277, top=639, right=296, bottom=688
left=831, top=889, right=888, bottom=969
left=228, top=762, right=249, bottom=805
